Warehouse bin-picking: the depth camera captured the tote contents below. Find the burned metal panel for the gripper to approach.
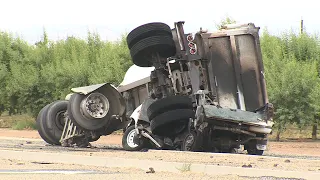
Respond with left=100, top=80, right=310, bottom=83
left=203, top=24, right=267, bottom=111
left=206, top=36, right=238, bottom=109
left=121, top=84, right=149, bottom=119
left=131, top=88, right=140, bottom=108
left=138, top=85, right=148, bottom=104
left=203, top=105, right=273, bottom=127
left=236, top=34, right=264, bottom=111
left=122, top=91, right=135, bottom=118
left=124, top=84, right=149, bottom=110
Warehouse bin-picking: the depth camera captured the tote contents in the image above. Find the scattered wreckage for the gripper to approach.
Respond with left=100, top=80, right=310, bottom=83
left=36, top=21, right=274, bottom=155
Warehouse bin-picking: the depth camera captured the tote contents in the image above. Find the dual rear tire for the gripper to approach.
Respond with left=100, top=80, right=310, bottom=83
left=36, top=97, right=104, bottom=146
left=147, top=96, right=194, bottom=137
left=127, top=22, right=176, bottom=67
left=36, top=100, right=68, bottom=145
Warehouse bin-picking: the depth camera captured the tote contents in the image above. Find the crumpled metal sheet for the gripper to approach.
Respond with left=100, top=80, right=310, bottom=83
left=71, top=83, right=107, bottom=95
left=203, top=105, right=274, bottom=127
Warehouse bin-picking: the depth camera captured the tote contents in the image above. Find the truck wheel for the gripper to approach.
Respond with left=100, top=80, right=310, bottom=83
left=44, top=100, right=68, bottom=145
left=127, top=22, right=172, bottom=49
left=87, top=136, right=100, bottom=142
left=181, top=131, right=197, bottom=151
left=245, top=141, right=265, bottom=155
left=247, top=149, right=264, bottom=155
left=36, top=104, right=56, bottom=145
left=68, top=93, right=112, bottom=131
left=122, top=126, right=145, bottom=151
left=129, top=35, right=176, bottom=67
left=150, top=109, right=194, bottom=136
left=147, top=96, right=193, bottom=120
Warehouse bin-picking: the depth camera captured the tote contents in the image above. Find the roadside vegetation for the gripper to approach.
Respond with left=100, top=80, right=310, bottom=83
left=0, top=19, right=319, bottom=140
left=0, top=113, right=35, bottom=130
left=261, top=29, right=320, bottom=140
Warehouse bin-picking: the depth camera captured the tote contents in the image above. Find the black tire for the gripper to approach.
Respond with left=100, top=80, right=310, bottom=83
left=88, top=135, right=100, bottom=142
left=44, top=100, right=68, bottom=145
left=247, top=148, right=264, bottom=155
left=36, top=104, right=56, bottom=145
left=130, top=35, right=176, bottom=67
left=68, top=93, right=113, bottom=131
left=147, top=96, right=193, bottom=120
left=245, top=141, right=264, bottom=155
left=150, top=109, right=194, bottom=136
left=181, top=131, right=197, bottom=151
left=127, top=22, right=172, bottom=49
left=122, top=126, right=145, bottom=151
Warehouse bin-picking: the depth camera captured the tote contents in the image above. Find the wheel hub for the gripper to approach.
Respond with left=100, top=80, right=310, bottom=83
left=81, top=92, right=110, bottom=119
left=55, top=111, right=66, bottom=131
left=126, top=129, right=139, bottom=148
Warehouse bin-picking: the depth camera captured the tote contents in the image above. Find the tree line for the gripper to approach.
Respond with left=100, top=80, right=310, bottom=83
left=261, top=29, right=320, bottom=140
left=0, top=26, right=319, bottom=140
left=0, top=31, right=132, bottom=117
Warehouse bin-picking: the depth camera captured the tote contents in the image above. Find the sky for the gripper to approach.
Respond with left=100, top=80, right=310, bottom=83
left=0, top=0, right=318, bottom=44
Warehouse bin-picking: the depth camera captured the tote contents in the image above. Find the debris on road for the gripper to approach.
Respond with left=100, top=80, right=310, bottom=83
left=242, top=164, right=253, bottom=168
left=146, top=167, right=155, bottom=173
left=31, top=161, right=54, bottom=165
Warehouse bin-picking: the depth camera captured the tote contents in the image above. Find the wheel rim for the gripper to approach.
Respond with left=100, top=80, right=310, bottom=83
left=184, top=133, right=195, bottom=151
left=55, top=111, right=66, bottom=131
left=80, top=92, right=110, bottom=119
left=126, top=129, right=139, bottom=148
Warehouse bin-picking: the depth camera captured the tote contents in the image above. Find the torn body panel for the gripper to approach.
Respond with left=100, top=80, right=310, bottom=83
left=202, top=105, right=273, bottom=134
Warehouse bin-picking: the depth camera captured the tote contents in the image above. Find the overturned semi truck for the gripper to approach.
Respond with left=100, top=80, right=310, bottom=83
left=36, top=21, right=274, bottom=155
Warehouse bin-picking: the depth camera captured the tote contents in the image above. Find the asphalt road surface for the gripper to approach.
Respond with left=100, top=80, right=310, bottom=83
left=0, top=130, right=319, bottom=180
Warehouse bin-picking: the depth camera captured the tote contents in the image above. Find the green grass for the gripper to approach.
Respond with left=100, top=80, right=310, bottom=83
left=0, top=114, right=36, bottom=130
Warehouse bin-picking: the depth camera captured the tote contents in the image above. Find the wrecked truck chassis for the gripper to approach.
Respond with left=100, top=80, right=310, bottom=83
left=36, top=21, right=274, bottom=155
left=120, top=21, right=274, bottom=154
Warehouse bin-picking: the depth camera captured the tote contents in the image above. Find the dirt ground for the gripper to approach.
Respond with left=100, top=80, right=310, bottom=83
left=0, top=158, right=246, bottom=180
left=0, top=128, right=319, bottom=180
left=1, top=128, right=319, bottom=157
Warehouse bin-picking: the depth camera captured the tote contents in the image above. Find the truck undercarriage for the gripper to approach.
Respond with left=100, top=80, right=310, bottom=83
left=36, top=21, right=274, bottom=155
